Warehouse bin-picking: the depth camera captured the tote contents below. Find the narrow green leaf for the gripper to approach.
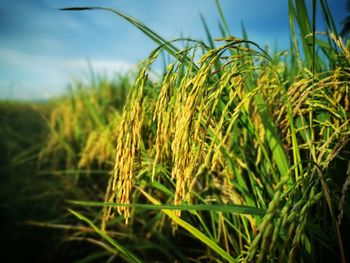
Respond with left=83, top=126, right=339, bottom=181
left=60, top=7, right=197, bottom=70
left=138, top=188, right=237, bottom=263
left=69, top=209, right=142, bottom=263
left=246, top=76, right=290, bottom=180
left=215, top=0, right=231, bottom=36
left=200, top=13, right=215, bottom=49
left=69, top=200, right=266, bottom=216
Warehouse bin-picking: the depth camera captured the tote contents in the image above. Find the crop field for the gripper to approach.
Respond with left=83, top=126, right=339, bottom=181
left=1, top=0, right=350, bottom=262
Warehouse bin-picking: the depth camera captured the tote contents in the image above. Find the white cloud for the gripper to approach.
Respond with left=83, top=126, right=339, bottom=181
left=0, top=47, right=135, bottom=100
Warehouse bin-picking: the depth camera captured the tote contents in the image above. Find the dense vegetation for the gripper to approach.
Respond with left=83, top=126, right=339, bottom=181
left=1, top=0, right=350, bottom=262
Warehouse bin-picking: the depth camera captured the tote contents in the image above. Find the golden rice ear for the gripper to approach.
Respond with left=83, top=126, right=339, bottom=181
left=152, top=63, right=176, bottom=181
left=330, top=32, right=350, bottom=62
left=78, top=114, right=121, bottom=169
left=102, top=51, right=161, bottom=228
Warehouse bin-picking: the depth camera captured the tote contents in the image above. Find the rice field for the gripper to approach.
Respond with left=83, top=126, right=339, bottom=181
left=1, top=0, right=350, bottom=262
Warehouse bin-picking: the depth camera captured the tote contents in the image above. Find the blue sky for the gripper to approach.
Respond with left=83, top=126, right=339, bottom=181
left=0, top=0, right=347, bottom=100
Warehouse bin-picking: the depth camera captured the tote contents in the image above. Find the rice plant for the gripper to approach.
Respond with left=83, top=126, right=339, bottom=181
left=56, top=1, right=350, bottom=262
left=39, top=73, right=132, bottom=206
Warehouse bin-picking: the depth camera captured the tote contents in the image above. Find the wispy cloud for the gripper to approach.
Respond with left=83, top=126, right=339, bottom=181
left=0, top=47, right=135, bottom=100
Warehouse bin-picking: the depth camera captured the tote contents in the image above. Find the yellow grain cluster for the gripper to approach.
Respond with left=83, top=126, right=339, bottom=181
left=102, top=51, right=160, bottom=228
left=39, top=98, right=86, bottom=169
left=78, top=113, right=121, bottom=168
left=152, top=63, right=176, bottom=177
left=102, top=40, right=267, bottom=226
